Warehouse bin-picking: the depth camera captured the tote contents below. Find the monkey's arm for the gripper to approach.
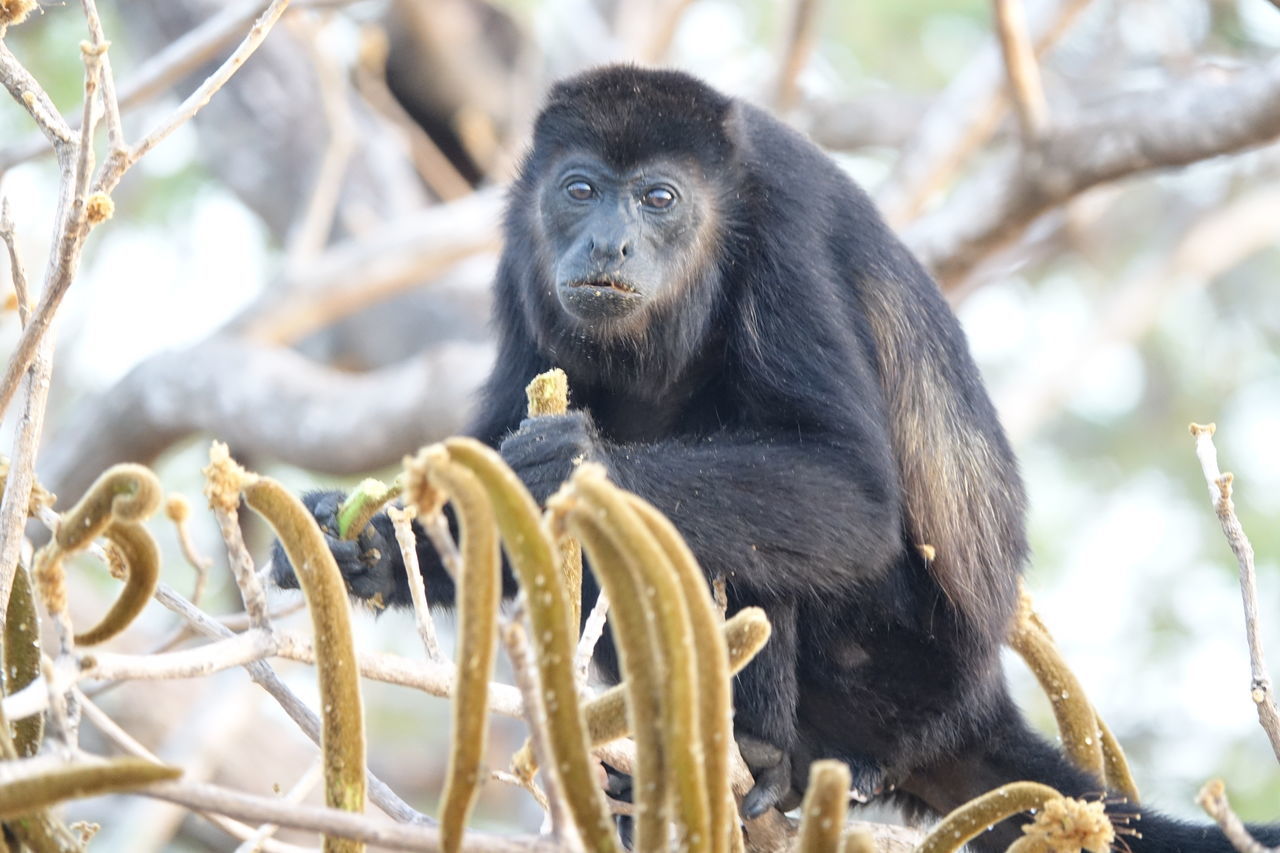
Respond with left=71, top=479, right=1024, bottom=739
left=501, top=412, right=904, bottom=601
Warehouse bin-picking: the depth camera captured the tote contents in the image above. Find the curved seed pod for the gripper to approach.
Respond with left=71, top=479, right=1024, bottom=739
left=626, top=494, right=735, bottom=853
left=73, top=521, right=160, bottom=646
left=243, top=477, right=365, bottom=853
left=420, top=456, right=501, bottom=853
left=1097, top=715, right=1139, bottom=803
left=56, top=464, right=162, bottom=551
left=524, top=369, right=582, bottom=636
left=585, top=607, right=771, bottom=749
left=1009, top=593, right=1104, bottom=780
left=573, top=473, right=710, bottom=853
left=917, top=781, right=1063, bottom=853
left=437, top=439, right=619, bottom=853
left=4, top=565, right=42, bottom=757
left=511, top=606, right=772, bottom=792
left=0, top=757, right=180, bottom=819
left=796, top=760, right=852, bottom=853
left=337, top=477, right=404, bottom=541
left=567, top=513, right=666, bottom=853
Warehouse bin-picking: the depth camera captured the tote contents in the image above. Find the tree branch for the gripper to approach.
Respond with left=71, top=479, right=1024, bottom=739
left=993, top=0, right=1048, bottom=139
left=1189, top=424, right=1280, bottom=764
left=39, top=336, right=491, bottom=508
left=904, top=59, right=1280, bottom=285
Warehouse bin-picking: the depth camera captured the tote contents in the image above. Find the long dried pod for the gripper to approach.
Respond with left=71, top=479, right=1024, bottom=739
left=565, top=510, right=667, bottom=852
left=243, top=477, right=365, bottom=853
left=917, top=781, right=1062, bottom=853
left=795, top=760, right=852, bottom=853
left=0, top=756, right=180, bottom=819
left=584, top=607, right=771, bottom=749
left=1008, top=591, right=1104, bottom=780
left=511, top=605, right=772, bottom=789
left=434, top=439, right=618, bottom=853
left=573, top=472, right=710, bottom=853
left=626, top=494, right=735, bottom=853
left=524, top=369, right=583, bottom=635
left=419, top=453, right=501, bottom=853
left=4, top=565, right=42, bottom=757
left=1096, top=714, right=1139, bottom=802
left=55, top=464, right=162, bottom=551
left=73, top=521, right=160, bottom=646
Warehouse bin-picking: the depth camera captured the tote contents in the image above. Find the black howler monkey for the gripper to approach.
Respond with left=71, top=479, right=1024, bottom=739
left=274, top=66, right=1279, bottom=851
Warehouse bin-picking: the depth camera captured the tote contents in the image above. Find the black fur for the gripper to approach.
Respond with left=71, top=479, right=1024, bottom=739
left=274, top=66, right=1279, bottom=850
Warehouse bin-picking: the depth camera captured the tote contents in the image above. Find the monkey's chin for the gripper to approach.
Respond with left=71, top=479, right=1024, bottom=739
left=557, top=281, right=644, bottom=323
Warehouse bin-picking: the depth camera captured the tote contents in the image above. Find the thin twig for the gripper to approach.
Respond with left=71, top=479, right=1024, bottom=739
left=100, top=0, right=292, bottom=192
left=0, top=195, right=31, bottom=325
left=1197, top=780, right=1277, bottom=853
left=774, top=0, right=823, bottom=112
left=352, top=60, right=473, bottom=202
left=212, top=505, right=271, bottom=629
left=79, top=0, right=126, bottom=154
left=0, top=42, right=76, bottom=146
left=143, top=778, right=554, bottom=853
left=573, top=590, right=609, bottom=686
left=993, top=0, right=1049, bottom=139
left=492, top=769, right=551, bottom=815
left=421, top=509, right=463, bottom=579
left=285, top=11, right=356, bottom=263
left=877, top=0, right=1093, bottom=225
left=501, top=616, right=579, bottom=849
left=1189, top=423, right=1280, bottom=762
left=388, top=505, right=444, bottom=663
left=234, top=757, right=324, bottom=853
left=81, top=687, right=315, bottom=853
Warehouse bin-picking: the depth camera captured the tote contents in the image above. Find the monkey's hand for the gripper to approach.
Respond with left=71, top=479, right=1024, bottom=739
left=737, top=733, right=801, bottom=819
left=499, top=411, right=603, bottom=503
left=270, top=489, right=404, bottom=607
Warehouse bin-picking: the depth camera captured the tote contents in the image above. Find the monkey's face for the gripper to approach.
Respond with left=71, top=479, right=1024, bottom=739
left=538, top=155, right=716, bottom=329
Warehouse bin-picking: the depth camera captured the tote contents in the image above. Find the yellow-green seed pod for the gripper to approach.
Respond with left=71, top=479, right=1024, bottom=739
left=439, top=439, right=620, bottom=853
left=73, top=521, right=160, bottom=646
left=422, top=457, right=501, bottom=853
left=917, top=781, right=1063, bottom=853
left=795, top=760, right=851, bottom=853
left=243, top=477, right=365, bottom=853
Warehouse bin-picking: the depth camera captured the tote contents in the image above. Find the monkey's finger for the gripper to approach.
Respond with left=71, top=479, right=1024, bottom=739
left=740, top=753, right=793, bottom=820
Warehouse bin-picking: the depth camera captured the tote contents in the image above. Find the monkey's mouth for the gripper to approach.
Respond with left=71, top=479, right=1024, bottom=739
left=567, top=277, right=637, bottom=294
left=557, top=276, right=643, bottom=321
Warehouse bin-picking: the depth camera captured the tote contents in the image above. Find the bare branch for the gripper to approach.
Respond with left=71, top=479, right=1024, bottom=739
left=39, top=336, right=491, bottom=501
left=877, top=0, right=1093, bottom=225
left=143, top=779, right=556, bottom=853
left=774, top=0, right=823, bottom=113
left=905, top=59, right=1280, bottom=285
left=238, top=188, right=501, bottom=344
left=0, top=195, right=30, bottom=325
left=993, top=0, right=1048, bottom=138
left=97, top=0, right=294, bottom=194
left=1198, top=780, right=1278, bottom=853
left=0, top=42, right=75, bottom=147
left=573, top=591, right=609, bottom=686
left=80, top=0, right=126, bottom=154
left=1189, top=424, right=1280, bottom=763
left=285, top=12, right=356, bottom=263
left=389, top=505, right=445, bottom=663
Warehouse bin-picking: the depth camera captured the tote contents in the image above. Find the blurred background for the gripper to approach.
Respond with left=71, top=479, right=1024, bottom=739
left=1, top=0, right=1278, bottom=849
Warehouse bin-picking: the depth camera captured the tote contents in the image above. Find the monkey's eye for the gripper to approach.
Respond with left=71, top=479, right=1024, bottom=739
left=565, top=180, right=595, bottom=201
left=641, top=186, right=677, bottom=210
